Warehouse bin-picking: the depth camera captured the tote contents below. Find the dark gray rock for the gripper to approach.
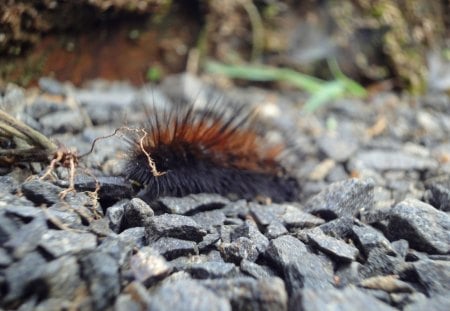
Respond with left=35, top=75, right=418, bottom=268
left=319, top=217, right=354, bottom=238
left=424, top=175, right=450, bottom=211
left=359, top=248, right=403, bottom=278
left=307, top=230, right=359, bottom=262
left=304, top=178, right=374, bottom=219
left=39, top=230, right=97, bottom=257
left=240, top=260, right=275, bottom=279
left=296, top=287, right=396, bottom=311
left=413, top=260, right=450, bottom=296
left=186, top=262, right=238, bottom=279
left=352, top=224, right=394, bottom=257
left=219, top=237, right=259, bottom=263
left=387, top=199, right=450, bottom=254
left=4, top=204, right=43, bottom=220
left=404, top=294, right=450, bottom=311
left=391, top=239, right=409, bottom=259
left=145, top=214, right=207, bottom=242
left=266, top=221, right=288, bottom=239
left=201, top=277, right=287, bottom=311
left=122, top=198, right=154, bottom=229
left=231, top=220, right=269, bottom=253
left=3, top=252, right=47, bottom=304
left=40, top=255, right=85, bottom=300
left=192, top=210, right=226, bottom=231
left=98, top=236, right=133, bottom=266
left=118, top=227, right=146, bottom=248
left=156, top=194, right=229, bottom=215
left=129, top=247, right=171, bottom=285
left=47, top=205, right=82, bottom=227
left=317, top=135, right=358, bottom=162
left=89, top=218, right=115, bottom=237
left=105, top=200, right=126, bottom=233
left=265, top=235, right=334, bottom=294
left=150, top=237, right=198, bottom=260
left=198, top=233, right=220, bottom=251
left=79, top=251, right=120, bottom=311
left=352, top=150, right=437, bottom=171
left=147, top=279, right=231, bottom=311
left=21, top=179, right=62, bottom=205
left=0, top=211, right=19, bottom=245
left=39, top=111, right=85, bottom=134
left=5, top=216, right=47, bottom=258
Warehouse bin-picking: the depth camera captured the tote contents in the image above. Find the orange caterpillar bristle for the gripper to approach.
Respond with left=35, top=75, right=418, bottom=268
left=124, top=103, right=299, bottom=203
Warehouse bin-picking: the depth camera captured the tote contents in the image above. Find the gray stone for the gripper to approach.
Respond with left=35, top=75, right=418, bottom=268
left=404, top=294, right=450, bottom=311
left=0, top=248, right=12, bottom=266
left=317, top=135, right=358, bottom=162
left=118, top=227, right=146, bottom=248
left=304, top=178, right=374, bottom=219
left=40, top=111, right=85, bottom=134
left=105, top=200, right=126, bottom=233
left=5, top=216, right=47, bottom=259
left=352, top=150, right=437, bottom=171
left=147, top=279, right=231, bottom=311
left=391, top=239, right=409, bottom=259
left=114, top=294, right=142, bottom=311
left=192, top=210, right=226, bottom=231
left=198, top=233, right=220, bottom=251
left=281, top=205, right=325, bottom=228
left=186, top=262, right=238, bottom=279
left=307, top=230, right=359, bottom=262
left=231, top=220, right=269, bottom=253
left=265, top=235, right=334, bottom=294
left=425, top=175, right=450, bottom=211
left=335, top=262, right=363, bottom=287
left=39, top=230, right=97, bottom=257
left=47, top=205, right=82, bottom=226
left=413, top=260, right=450, bottom=296
left=387, top=198, right=450, bottom=254
left=296, top=287, right=396, bottom=311
left=129, top=247, right=171, bottom=285
left=352, top=224, right=394, bottom=257
left=266, top=221, right=288, bottom=239
left=219, top=237, right=259, bottom=263
left=3, top=252, right=47, bottom=304
left=150, top=237, right=198, bottom=260
left=360, top=275, right=414, bottom=293
left=157, top=193, right=229, bottom=215
left=201, top=277, right=287, bottom=311
left=79, top=251, right=120, bottom=311
left=38, top=77, right=66, bottom=95
left=21, top=179, right=62, bottom=206
left=122, top=198, right=154, bottom=229
left=98, top=236, right=133, bottom=266
left=40, top=255, right=85, bottom=300
left=145, top=214, right=207, bottom=242
left=359, top=248, right=403, bottom=278
left=240, top=260, right=275, bottom=279
left=319, top=217, right=354, bottom=238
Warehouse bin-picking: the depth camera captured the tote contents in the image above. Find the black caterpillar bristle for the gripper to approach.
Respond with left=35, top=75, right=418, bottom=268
left=124, top=103, right=299, bottom=203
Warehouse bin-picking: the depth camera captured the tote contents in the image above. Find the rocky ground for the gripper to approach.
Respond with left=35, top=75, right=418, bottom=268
left=0, top=74, right=449, bottom=310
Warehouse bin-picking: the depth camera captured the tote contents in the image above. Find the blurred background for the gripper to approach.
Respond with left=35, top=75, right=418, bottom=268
left=1, top=0, right=449, bottom=94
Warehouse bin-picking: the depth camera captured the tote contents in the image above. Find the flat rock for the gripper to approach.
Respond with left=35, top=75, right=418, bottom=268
left=39, top=230, right=97, bottom=257
left=265, top=221, right=288, bottom=239
left=39, top=110, right=85, bottom=134
left=98, top=236, right=134, bottom=266
left=304, top=178, right=374, bottom=219
left=79, top=251, right=120, bottom=310
left=5, top=216, right=47, bottom=259
left=147, top=279, right=231, bottom=311
left=413, top=260, right=450, bottom=296
left=352, top=150, right=437, bottom=171
left=145, top=214, right=207, bottom=242
left=186, top=262, right=238, bottom=279
left=387, top=198, right=450, bottom=254
left=129, top=247, right=171, bottom=285
left=231, top=220, right=269, bottom=253
left=296, top=287, right=396, bottom=311
left=21, top=179, right=62, bottom=206
left=317, top=135, right=358, bottom=162
left=240, top=260, right=275, bottom=279
left=192, top=210, right=226, bottom=231
left=265, top=235, right=334, bottom=294
left=352, top=224, right=394, bottom=257
left=150, top=237, right=198, bottom=260
left=201, top=277, right=287, bottom=311
left=121, top=198, right=154, bottom=229
left=307, top=231, right=359, bottom=262
left=156, top=194, right=229, bottom=215
left=118, top=227, right=146, bottom=248
left=219, top=237, right=259, bottom=263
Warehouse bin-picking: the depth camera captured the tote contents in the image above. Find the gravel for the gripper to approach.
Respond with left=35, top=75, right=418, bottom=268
left=1, top=77, right=449, bottom=310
